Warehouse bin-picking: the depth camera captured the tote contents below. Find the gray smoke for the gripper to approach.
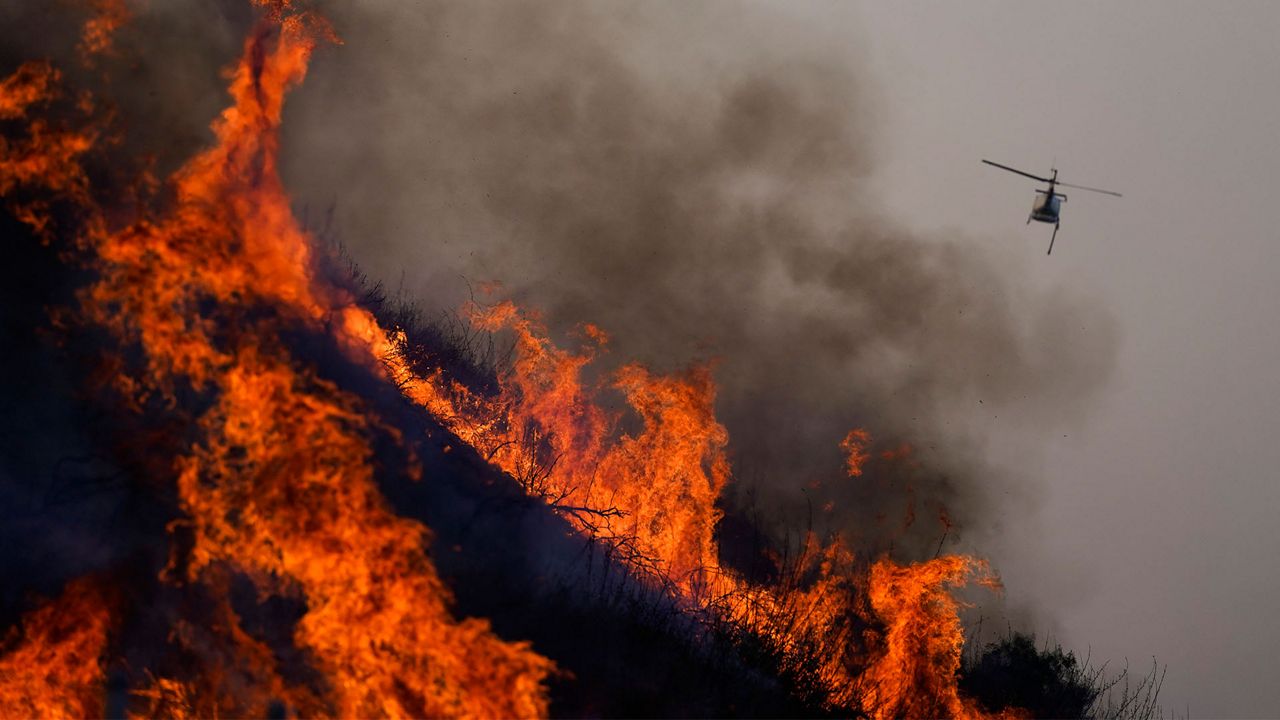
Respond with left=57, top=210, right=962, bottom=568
left=278, top=1, right=1119, bottom=559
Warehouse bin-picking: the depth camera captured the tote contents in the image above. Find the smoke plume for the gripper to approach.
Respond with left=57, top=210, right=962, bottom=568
left=276, top=1, right=1119, bottom=558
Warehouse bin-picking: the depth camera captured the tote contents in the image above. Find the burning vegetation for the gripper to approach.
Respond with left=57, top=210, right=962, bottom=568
left=0, top=1, right=1161, bottom=718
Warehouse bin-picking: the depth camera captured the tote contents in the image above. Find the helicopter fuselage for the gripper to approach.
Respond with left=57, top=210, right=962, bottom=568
left=1029, top=190, right=1063, bottom=224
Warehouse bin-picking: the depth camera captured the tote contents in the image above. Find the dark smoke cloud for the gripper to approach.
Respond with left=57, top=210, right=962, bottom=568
left=276, top=0, right=1119, bottom=559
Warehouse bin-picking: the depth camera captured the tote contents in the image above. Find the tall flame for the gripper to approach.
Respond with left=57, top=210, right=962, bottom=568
left=471, top=303, right=730, bottom=589
left=3, top=3, right=553, bottom=716
left=174, top=348, right=552, bottom=718
left=0, top=579, right=113, bottom=718
left=860, top=556, right=998, bottom=719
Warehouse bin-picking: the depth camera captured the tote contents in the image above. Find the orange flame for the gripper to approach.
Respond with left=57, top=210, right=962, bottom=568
left=841, top=428, right=872, bottom=477
left=0, top=578, right=113, bottom=718
left=79, top=0, right=130, bottom=60
left=473, top=302, right=731, bottom=591
left=0, top=62, right=94, bottom=211
left=371, top=301, right=730, bottom=594
left=859, top=555, right=996, bottom=719
left=0, top=62, right=58, bottom=120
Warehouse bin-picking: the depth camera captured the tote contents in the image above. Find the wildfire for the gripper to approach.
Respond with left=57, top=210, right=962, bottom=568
left=0, top=1, right=1015, bottom=717
left=380, top=298, right=1007, bottom=714
left=3, top=2, right=553, bottom=716
left=841, top=428, right=873, bottom=477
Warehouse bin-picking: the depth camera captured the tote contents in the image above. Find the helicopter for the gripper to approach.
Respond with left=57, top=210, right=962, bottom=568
left=982, top=159, right=1121, bottom=254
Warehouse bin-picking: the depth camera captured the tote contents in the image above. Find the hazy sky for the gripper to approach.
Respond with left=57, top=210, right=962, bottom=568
left=272, top=1, right=1279, bottom=714
left=835, top=2, right=1280, bottom=715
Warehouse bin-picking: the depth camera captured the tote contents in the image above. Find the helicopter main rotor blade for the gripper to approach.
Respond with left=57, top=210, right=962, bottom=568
left=982, top=159, right=1052, bottom=183
left=1057, top=181, right=1122, bottom=197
